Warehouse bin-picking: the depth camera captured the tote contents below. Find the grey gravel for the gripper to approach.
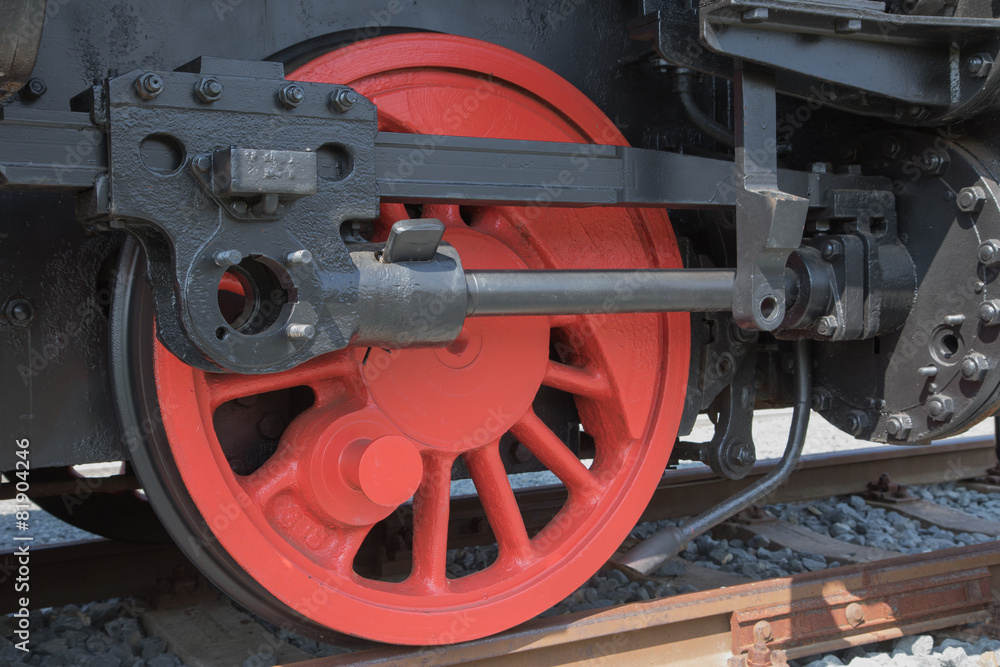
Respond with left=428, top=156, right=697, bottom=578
left=793, top=634, right=1000, bottom=667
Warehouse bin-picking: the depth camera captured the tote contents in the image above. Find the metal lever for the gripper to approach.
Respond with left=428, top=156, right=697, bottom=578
left=381, top=218, right=446, bottom=263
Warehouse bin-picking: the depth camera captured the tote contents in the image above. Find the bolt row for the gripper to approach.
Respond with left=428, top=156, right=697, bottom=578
left=134, top=71, right=357, bottom=112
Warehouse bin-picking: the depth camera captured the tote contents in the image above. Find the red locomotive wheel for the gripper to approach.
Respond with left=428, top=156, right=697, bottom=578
left=147, top=34, right=689, bottom=644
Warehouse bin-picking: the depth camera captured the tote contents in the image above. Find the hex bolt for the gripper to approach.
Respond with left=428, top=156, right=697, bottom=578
left=278, top=83, right=306, bottom=109
left=961, top=352, right=990, bottom=381
left=330, top=87, right=358, bottom=113
left=734, top=442, right=756, bottom=468
left=212, top=250, right=242, bottom=267
left=886, top=413, right=913, bottom=440
left=926, top=394, right=955, bottom=422
left=979, top=300, right=1000, bottom=325
left=957, top=186, right=987, bottom=213
left=191, top=155, right=211, bottom=173
left=21, top=78, right=46, bottom=100
left=284, top=249, right=312, bottom=266
left=3, top=297, right=34, bottom=328
left=979, top=239, right=1000, bottom=266
left=135, top=71, right=164, bottom=99
left=816, top=315, right=839, bottom=337
left=967, top=53, right=994, bottom=78
left=846, top=602, right=865, bottom=628
left=846, top=410, right=869, bottom=435
left=195, top=77, right=224, bottom=103
left=286, top=323, right=315, bottom=340
left=811, top=387, right=832, bottom=412
left=820, top=239, right=843, bottom=262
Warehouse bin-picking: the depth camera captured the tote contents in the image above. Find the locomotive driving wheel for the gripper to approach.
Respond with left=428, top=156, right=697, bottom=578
left=114, top=34, right=689, bottom=644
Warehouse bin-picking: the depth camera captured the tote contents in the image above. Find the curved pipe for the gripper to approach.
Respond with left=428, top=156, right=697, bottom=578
left=616, top=338, right=812, bottom=575
left=676, top=67, right=735, bottom=148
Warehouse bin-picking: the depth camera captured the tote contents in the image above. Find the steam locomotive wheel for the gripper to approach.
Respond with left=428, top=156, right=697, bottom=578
left=115, top=34, right=689, bottom=644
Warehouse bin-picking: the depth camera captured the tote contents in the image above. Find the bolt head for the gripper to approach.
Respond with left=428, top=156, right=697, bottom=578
left=195, top=77, right=224, bottom=103
left=3, top=298, right=34, bottom=327
left=926, top=394, right=954, bottom=421
left=967, top=53, right=993, bottom=78
left=835, top=18, right=862, bottom=34
left=816, top=315, right=839, bottom=337
left=192, top=155, right=211, bottom=173
left=820, top=239, right=842, bottom=261
left=135, top=72, right=164, bottom=99
left=278, top=83, right=306, bottom=109
left=811, top=388, right=832, bottom=412
left=846, top=602, right=865, bottom=628
left=22, top=78, right=47, bottom=99
left=846, top=411, right=869, bottom=435
left=886, top=414, right=912, bottom=439
left=961, top=352, right=990, bottom=381
left=957, top=186, right=987, bottom=213
left=980, top=300, right=1000, bottom=325
left=330, top=88, right=358, bottom=113
left=979, top=239, right=1000, bottom=266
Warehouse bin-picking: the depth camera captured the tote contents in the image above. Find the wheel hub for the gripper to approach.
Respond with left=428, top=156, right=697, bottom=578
left=365, top=229, right=550, bottom=452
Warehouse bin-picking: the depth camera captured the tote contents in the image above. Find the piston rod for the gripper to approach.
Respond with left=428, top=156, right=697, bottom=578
left=464, top=269, right=735, bottom=316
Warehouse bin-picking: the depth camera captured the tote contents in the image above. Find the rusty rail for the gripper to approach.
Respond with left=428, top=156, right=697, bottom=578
left=290, top=542, right=1000, bottom=667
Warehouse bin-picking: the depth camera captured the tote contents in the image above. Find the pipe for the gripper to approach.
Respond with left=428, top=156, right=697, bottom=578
left=465, top=269, right=735, bottom=316
left=616, top=338, right=812, bottom=575
left=676, top=68, right=735, bottom=148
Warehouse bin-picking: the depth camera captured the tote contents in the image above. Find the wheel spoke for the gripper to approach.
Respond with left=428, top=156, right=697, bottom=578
left=315, top=523, right=372, bottom=573
left=202, top=351, right=358, bottom=410
left=510, top=410, right=602, bottom=498
left=542, top=360, right=609, bottom=399
left=408, top=451, right=455, bottom=592
left=236, top=443, right=298, bottom=508
left=464, top=444, right=534, bottom=564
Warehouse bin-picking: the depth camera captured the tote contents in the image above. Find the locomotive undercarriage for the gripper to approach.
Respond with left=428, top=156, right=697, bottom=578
left=6, top=0, right=1000, bottom=645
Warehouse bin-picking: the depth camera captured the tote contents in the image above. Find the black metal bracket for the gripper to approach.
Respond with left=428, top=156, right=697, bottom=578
left=633, top=0, right=1000, bottom=125
left=733, top=63, right=809, bottom=331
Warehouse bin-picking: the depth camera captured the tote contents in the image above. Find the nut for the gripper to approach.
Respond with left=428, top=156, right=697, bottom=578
left=195, top=77, right=224, bottom=103
left=980, top=300, right=1000, bottom=325
left=21, top=78, right=46, bottom=100
left=886, top=414, right=913, bottom=439
left=846, top=410, right=869, bottom=435
left=330, top=87, right=358, bottom=113
left=979, top=239, right=1000, bottom=266
left=135, top=71, right=164, bottom=100
left=957, top=186, right=987, bottom=213
left=811, top=387, right=833, bottom=412
left=278, top=83, right=305, bottom=109
left=816, top=315, right=839, bottom=337
left=926, top=394, right=954, bottom=422
left=961, top=352, right=990, bottom=381
left=967, top=53, right=994, bottom=78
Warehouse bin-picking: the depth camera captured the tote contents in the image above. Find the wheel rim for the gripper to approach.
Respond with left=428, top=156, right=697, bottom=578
left=150, top=34, right=689, bottom=644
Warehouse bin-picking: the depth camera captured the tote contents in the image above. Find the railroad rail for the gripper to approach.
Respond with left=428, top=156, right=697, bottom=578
left=5, top=434, right=1000, bottom=665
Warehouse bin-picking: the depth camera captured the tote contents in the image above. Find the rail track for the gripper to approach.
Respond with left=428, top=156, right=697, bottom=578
left=6, top=435, right=1000, bottom=666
